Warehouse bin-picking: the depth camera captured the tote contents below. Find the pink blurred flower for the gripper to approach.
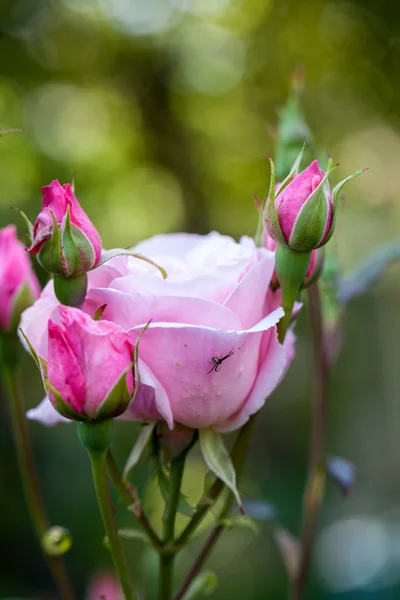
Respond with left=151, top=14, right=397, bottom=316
left=28, top=180, right=102, bottom=277
left=22, top=232, right=296, bottom=431
left=86, top=571, right=123, bottom=600
left=0, top=225, right=40, bottom=332
left=45, top=306, right=134, bottom=420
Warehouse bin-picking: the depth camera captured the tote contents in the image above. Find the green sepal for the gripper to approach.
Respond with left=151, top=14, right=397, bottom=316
left=62, top=204, right=95, bottom=276
left=93, top=304, right=107, bottom=321
left=199, top=427, right=242, bottom=511
left=12, top=207, right=34, bottom=244
left=77, top=419, right=114, bottom=452
left=264, top=155, right=286, bottom=246
left=19, top=328, right=48, bottom=378
left=45, top=380, right=90, bottom=422
left=37, top=210, right=63, bottom=274
left=9, top=281, right=36, bottom=332
left=322, top=168, right=366, bottom=246
left=181, top=570, right=217, bottom=600
left=123, top=422, right=156, bottom=482
left=275, top=142, right=306, bottom=198
left=95, top=365, right=133, bottom=421
left=53, top=273, right=88, bottom=308
left=288, top=166, right=336, bottom=250
left=99, top=248, right=168, bottom=279
left=275, top=244, right=312, bottom=343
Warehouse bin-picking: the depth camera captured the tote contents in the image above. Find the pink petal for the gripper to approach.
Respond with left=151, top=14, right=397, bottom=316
left=26, top=397, right=70, bottom=426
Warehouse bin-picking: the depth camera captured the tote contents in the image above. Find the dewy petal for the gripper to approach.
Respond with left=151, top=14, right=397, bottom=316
left=27, top=397, right=70, bottom=426
left=214, top=324, right=296, bottom=432
left=127, top=309, right=283, bottom=429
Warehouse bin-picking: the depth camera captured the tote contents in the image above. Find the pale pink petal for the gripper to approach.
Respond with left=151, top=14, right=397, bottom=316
left=26, top=397, right=70, bottom=426
left=215, top=325, right=296, bottom=432
left=127, top=309, right=283, bottom=429
left=121, top=358, right=173, bottom=428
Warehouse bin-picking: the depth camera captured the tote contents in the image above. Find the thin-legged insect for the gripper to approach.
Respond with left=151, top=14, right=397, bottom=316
left=207, top=348, right=235, bottom=374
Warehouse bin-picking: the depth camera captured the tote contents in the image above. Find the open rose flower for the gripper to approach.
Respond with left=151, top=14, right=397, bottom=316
left=0, top=225, right=40, bottom=332
left=21, top=232, right=296, bottom=432
left=28, top=180, right=102, bottom=277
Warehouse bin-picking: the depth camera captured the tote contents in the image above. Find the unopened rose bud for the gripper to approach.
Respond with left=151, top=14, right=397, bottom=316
left=0, top=225, right=40, bottom=333
left=44, top=307, right=134, bottom=421
left=265, top=159, right=365, bottom=252
left=28, top=180, right=102, bottom=278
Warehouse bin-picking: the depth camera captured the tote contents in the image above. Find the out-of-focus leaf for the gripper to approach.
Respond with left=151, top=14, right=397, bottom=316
left=326, top=456, right=356, bottom=496
left=123, top=423, right=155, bottom=482
left=338, top=243, right=400, bottom=304
left=182, top=570, right=217, bottom=599
left=104, top=528, right=150, bottom=549
left=219, top=515, right=259, bottom=535
left=241, top=499, right=278, bottom=522
left=274, top=527, right=300, bottom=581
left=199, top=428, right=242, bottom=511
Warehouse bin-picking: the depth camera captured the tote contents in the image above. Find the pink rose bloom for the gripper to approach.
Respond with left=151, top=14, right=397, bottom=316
left=0, top=225, right=40, bottom=332
left=28, top=180, right=102, bottom=277
left=86, top=571, right=123, bottom=600
left=22, top=232, right=296, bottom=432
left=46, top=306, right=134, bottom=420
left=266, top=160, right=333, bottom=251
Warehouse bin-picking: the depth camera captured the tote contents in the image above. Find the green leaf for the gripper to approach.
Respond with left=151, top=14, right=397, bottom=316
left=123, top=423, right=155, bottom=482
left=104, top=528, right=149, bottom=549
left=98, top=248, right=167, bottom=279
left=199, top=428, right=242, bottom=510
left=182, top=570, right=217, bottom=600
left=219, top=515, right=259, bottom=535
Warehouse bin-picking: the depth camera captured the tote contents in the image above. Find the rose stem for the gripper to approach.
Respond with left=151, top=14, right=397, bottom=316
left=173, top=413, right=258, bottom=599
left=87, top=446, right=135, bottom=600
left=290, top=282, right=329, bottom=600
left=106, top=450, right=163, bottom=550
left=1, top=347, right=75, bottom=600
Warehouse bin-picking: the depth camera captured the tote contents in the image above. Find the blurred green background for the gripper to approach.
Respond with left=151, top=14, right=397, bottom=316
left=0, top=0, right=400, bottom=598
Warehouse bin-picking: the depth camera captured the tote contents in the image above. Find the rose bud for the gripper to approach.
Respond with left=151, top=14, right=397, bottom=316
left=28, top=180, right=102, bottom=278
left=41, top=306, right=134, bottom=421
left=265, top=159, right=364, bottom=251
left=0, top=225, right=40, bottom=333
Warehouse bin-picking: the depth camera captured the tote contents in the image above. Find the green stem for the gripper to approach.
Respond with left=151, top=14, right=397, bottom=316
left=175, top=414, right=258, bottom=549
left=159, top=450, right=188, bottom=600
left=88, top=448, right=135, bottom=600
left=1, top=356, right=75, bottom=600
left=106, top=450, right=163, bottom=550
left=289, top=283, right=329, bottom=600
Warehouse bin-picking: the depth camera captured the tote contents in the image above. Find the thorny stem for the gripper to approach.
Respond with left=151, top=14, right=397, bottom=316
left=1, top=355, right=75, bottom=600
left=173, top=414, right=259, bottom=599
left=106, top=450, right=163, bottom=550
left=290, top=283, right=329, bottom=600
